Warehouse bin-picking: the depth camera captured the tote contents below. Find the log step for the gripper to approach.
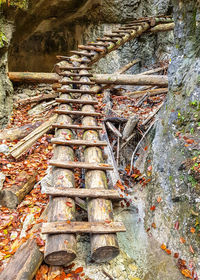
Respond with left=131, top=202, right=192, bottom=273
left=88, top=42, right=109, bottom=47
left=49, top=160, right=113, bottom=170
left=113, top=30, right=132, bottom=34
left=59, top=66, right=92, bottom=71
left=104, top=33, right=125, bottom=38
left=96, top=38, right=119, bottom=42
left=44, top=187, right=121, bottom=200
left=56, top=56, right=91, bottom=63
left=70, top=50, right=94, bottom=57
left=56, top=98, right=98, bottom=105
left=52, top=123, right=102, bottom=130
left=42, top=221, right=126, bottom=234
left=55, top=109, right=101, bottom=117
left=51, top=138, right=107, bottom=147
left=78, top=45, right=105, bottom=52
left=59, top=80, right=95, bottom=85
left=56, top=88, right=98, bottom=94
left=59, top=72, right=93, bottom=77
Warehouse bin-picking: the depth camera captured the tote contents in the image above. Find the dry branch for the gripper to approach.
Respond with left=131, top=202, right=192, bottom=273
left=8, top=72, right=59, bottom=83
left=125, top=87, right=168, bottom=97
left=17, top=93, right=58, bottom=105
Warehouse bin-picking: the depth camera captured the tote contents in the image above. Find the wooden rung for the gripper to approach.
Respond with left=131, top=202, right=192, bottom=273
left=56, top=56, right=90, bottom=63
left=56, top=98, right=98, bottom=105
left=96, top=38, right=119, bottom=42
left=56, top=88, right=98, bottom=94
left=113, top=30, right=132, bottom=34
left=52, top=124, right=102, bottom=130
left=78, top=45, right=105, bottom=52
left=49, top=160, right=113, bottom=170
left=59, top=66, right=92, bottom=70
left=119, top=26, right=139, bottom=30
left=44, top=187, right=121, bottom=200
left=59, top=72, right=93, bottom=77
left=51, top=138, right=107, bottom=146
left=59, top=80, right=95, bottom=85
left=104, top=33, right=125, bottom=38
left=42, top=221, right=126, bottom=234
left=88, top=42, right=109, bottom=47
left=54, top=109, right=101, bottom=117
left=70, top=50, right=93, bottom=57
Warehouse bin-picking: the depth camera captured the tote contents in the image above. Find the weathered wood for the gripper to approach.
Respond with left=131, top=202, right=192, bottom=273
left=56, top=55, right=91, bottom=64
left=106, top=122, right=122, bottom=138
left=122, top=115, right=139, bottom=140
left=56, top=88, right=98, bottom=94
left=125, top=87, right=168, bottom=97
left=78, top=45, right=105, bottom=52
left=138, top=65, right=168, bottom=76
left=91, top=74, right=168, bottom=86
left=49, top=160, right=113, bottom=170
left=55, top=109, right=101, bottom=117
left=56, top=98, right=98, bottom=105
left=59, top=66, right=92, bottom=70
left=0, top=121, right=42, bottom=141
left=17, top=93, right=58, bottom=105
left=44, top=187, right=121, bottom=200
left=88, top=42, right=109, bottom=47
left=52, top=124, right=102, bottom=130
left=0, top=171, right=37, bottom=208
left=70, top=50, right=94, bottom=57
left=59, top=80, right=95, bottom=85
left=51, top=138, right=107, bottom=147
left=59, top=72, right=93, bottom=77
left=42, top=221, right=126, bottom=234
left=104, top=33, right=125, bottom=38
left=9, top=115, right=57, bottom=159
left=148, top=22, right=175, bottom=33
left=8, top=72, right=59, bottom=83
left=96, top=38, right=119, bottom=42
left=116, top=59, right=141, bottom=74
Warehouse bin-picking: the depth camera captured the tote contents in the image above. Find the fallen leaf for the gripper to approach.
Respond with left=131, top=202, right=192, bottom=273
left=189, top=245, right=195, bottom=254
left=160, top=244, right=166, bottom=250
left=190, top=227, right=195, bottom=234
left=157, top=197, right=162, bottom=203
left=150, top=205, right=156, bottom=211
left=66, top=201, right=73, bottom=208
left=75, top=267, right=83, bottom=274
left=180, top=237, right=186, bottom=244
left=181, top=269, right=193, bottom=279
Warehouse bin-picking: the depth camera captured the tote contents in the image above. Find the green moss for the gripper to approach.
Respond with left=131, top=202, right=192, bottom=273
left=0, top=0, right=28, bottom=9
left=0, top=31, right=8, bottom=48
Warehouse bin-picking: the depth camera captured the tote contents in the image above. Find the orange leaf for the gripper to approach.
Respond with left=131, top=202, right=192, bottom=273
left=144, top=146, right=148, bottom=151
left=66, top=201, right=73, bottom=208
left=151, top=223, right=156, bottom=229
left=190, top=227, right=195, bottom=234
left=185, top=139, right=194, bottom=144
left=147, top=165, right=152, bottom=171
left=161, top=244, right=166, bottom=250
left=66, top=220, right=71, bottom=224
left=104, top=219, right=111, bottom=224
left=75, top=267, right=83, bottom=274
left=181, top=269, right=193, bottom=279
left=189, top=245, right=194, bottom=254
left=150, top=205, right=156, bottom=211
left=174, top=252, right=179, bottom=258
left=165, top=249, right=171, bottom=255
left=180, top=237, right=186, bottom=244
left=157, top=197, right=162, bottom=203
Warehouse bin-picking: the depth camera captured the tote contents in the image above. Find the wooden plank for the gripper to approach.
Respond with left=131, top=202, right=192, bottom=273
left=78, top=45, right=105, bottom=52
left=52, top=124, right=102, bottom=130
left=70, top=50, right=94, bottom=57
left=49, top=160, right=113, bottom=170
left=104, top=33, right=125, bottom=37
left=42, top=221, right=126, bottom=234
left=56, top=98, right=98, bottom=105
left=96, top=38, right=118, bottom=42
left=44, top=187, right=121, bottom=200
left=88, top=42, right=109, bottom=47
left=55, top=109, right=101, bottom=117
left=59, top=66, right=92, bottom=70
left=56, top=88, right=98, bottom=94
left=59, top=80, right=95, bottom=85
left=51, top=138, right=107, bottom=146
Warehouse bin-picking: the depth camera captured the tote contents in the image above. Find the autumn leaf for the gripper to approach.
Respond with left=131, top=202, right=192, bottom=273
left=75, top=267, right=83, bottom=274
left=165, top=249, right=171, bottom=255
left=151, top=223, right=156, bottom=229
left=174, top=252, right=179, bottom=258
left=180, top=237, right=186, bottom=244
left=104, top=219, right=111, bottom=224
left=190, top=227, right=195, bottom=234
left=147, top=165, right=152, bottom=171
left=157, top=197, right=162, bottom=203
left=160, top=244, right=166, bottom=250
left=150, top=205, right=156, bottom=211
left=181, top=269, right=193, bottom=279
left=66, top=201, right=73, bottom=208
left=189, top=245, right=194, bottom=254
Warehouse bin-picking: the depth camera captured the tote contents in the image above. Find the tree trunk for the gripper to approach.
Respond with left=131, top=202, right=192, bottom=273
left=91, top=74, right=168, bottom=86
left=8, top=72, right=59, bottom=83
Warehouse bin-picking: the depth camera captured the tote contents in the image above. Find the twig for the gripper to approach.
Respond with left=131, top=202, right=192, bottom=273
left=106, top=121, right=122, bottom=137
left=141, top=102, right=164, bottom=126
left=102, top=268, right=115, bottom=280
left=116, top=124, right=121, bottom=166
left=135, top=93, right=149, bottom=107
left=130, top=120, right=157, bottom=173
left=121, top=132, right=136, bottom=149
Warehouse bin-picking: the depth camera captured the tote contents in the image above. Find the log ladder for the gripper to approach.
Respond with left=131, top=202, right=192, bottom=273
left=41, top=15, right=173, bottom=265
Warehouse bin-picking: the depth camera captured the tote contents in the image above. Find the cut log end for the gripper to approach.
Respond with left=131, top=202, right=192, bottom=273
left=92, top=244, right=120, bottom=263
left=44, top=250, right=76, bottom=266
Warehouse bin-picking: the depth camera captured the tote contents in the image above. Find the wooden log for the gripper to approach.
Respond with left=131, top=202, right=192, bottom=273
left=55, top=98, right=98, bottom=105
left=8, top=72, right=59, bottom=83
left=59, top=66, right=92, bottom=70
left=78, top=45, right=105, bottom=52
left=0, top=121, right=42, bottom=141
left=148, top=22, right=175, bottom=33
left=59, top=80, right=95, bottom=85
left=9, top=115, right=57, bottom=159
left=0, top=171, right=37, bottom=208
left=59, top=72, right=93, bottom=77
left=122, top=115, right=139, bottom=140
left=70, top=50, right=94, bottom=57
left=125, top=87, right=168, bottom=97
left=137, top=65, right=168, bottom=75
left=106, top=122, right=122, bottom=138
left=49, top=160, right=113, bottom=171
left=56, top=88, right=98, bottom=94
left=79, top=69, right=120, bottom=263
left=54, top=109, right=101, bottom=117
left=44, top=187, right=121, bottom=200
left=116, top=59, right=141, bottom=74
left=44, top=76, right=77, bottom=265
left=51, top=138, right=107, bottom=147
left=17, top=93, right=58, bottom=105
left=42, top=221, right=126, bottom=234
left=96, top=38, right=119, bottom=42
left=52, top=124, right=102, bottom=130
left=91, top=74, right=168, bottom=86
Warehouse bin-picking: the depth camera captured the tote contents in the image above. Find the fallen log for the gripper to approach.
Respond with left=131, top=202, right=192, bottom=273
left=125, top=87, right=168, bottom=97
left=122, top=115, right=139, bottom=140
left=0, top=204, right=49, bottom=280
left=91, top=74, right=168, bottom=86
left=8, top=72, right=59, bottom=83
left=0, top=121, right=42, bottom=141
left=0, top=170, right=37, bottom=208
left=9, top=115, right=57, bottom=159
left=148, top=22, right=175, bottom=33
left=17, top=93, right=58, bottom=105
left=137, top=65, right=168, bottom=75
